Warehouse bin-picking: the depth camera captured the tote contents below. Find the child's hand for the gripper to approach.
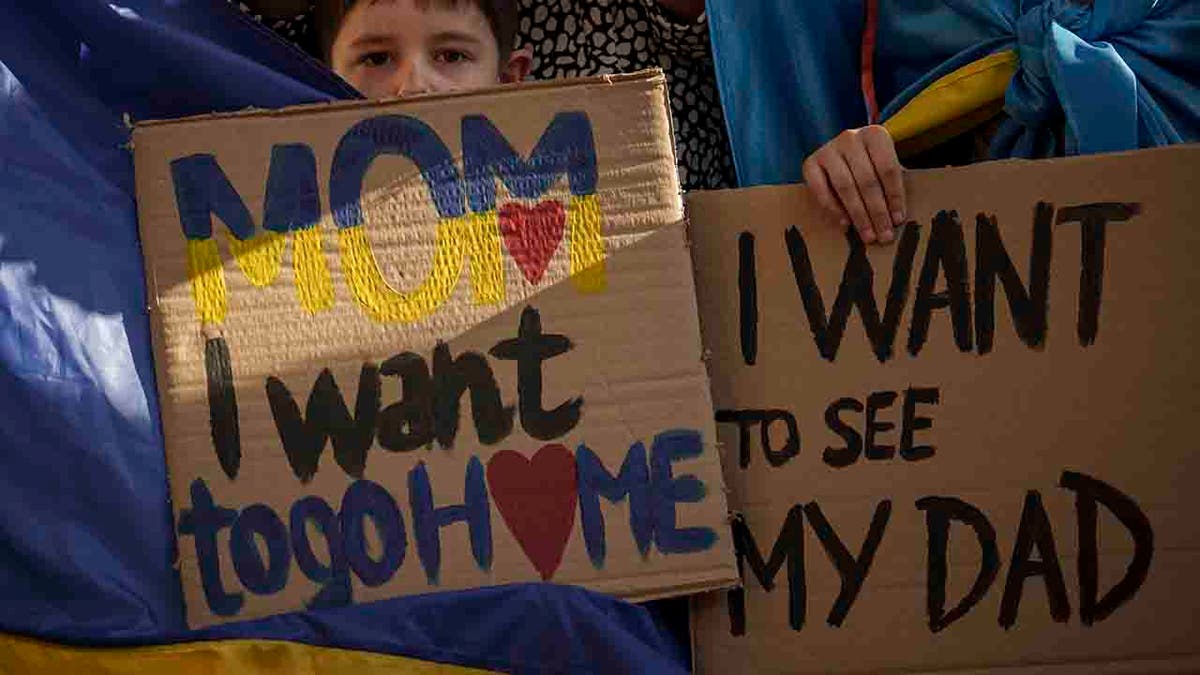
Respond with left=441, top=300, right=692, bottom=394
left=802, top=125, right=906, bottom=244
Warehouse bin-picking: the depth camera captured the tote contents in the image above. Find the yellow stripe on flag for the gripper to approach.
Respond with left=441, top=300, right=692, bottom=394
left=0, top=633, right=497, bottom=675
left=884, top=50, right=1018, bottom=157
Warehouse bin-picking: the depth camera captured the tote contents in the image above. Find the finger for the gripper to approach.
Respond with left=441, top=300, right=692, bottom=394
left=823, top=155, right=876, bottom=244
left=803, top=158, right=850, bottom=231
left=861, top=125, right=906, bottom=226
left=843, top=138, right=894, bottom=243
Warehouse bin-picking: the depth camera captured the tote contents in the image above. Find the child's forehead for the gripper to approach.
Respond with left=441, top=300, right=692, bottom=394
left=360, top=0, right=484, bottom=15
left=332, top=0, right=505, bottom=60
left=348, top=0, right=492, bottom=34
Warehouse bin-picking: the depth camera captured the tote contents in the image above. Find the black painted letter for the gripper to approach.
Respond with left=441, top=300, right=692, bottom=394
left=728, top=507, right=806, bottom=634
left=974, top=203, right=1052, bottom=354
left=909, top=212, right=972, bottom=356
left=266, top=364, right=381, bottom=482
left=998, top=490, right=1070, bottom=629
left=760, top=409, right=800, bottom=467
left=785, top=225, right=919, bottom=363
left=716, top=409, right=760, bottom=469
left=432, top=344, right=513, bottom=448
left=490, top=306, right=580, bottom=440
left=738, top=231, right=758, bottom=366
left=900, top=387, right=939, bottom=461
left=205, top=336, right=242, bottom=480
left=823, top=397, right=864, bottom=468
left=917, top=496, right=1000, bottom=632
left=1055, top=203, right=1140, bottom=346
left=804, top=500, right=892, bottom=627
left=864, top=391, right=898, bottom=460
left=377, top=352, right=434, bottom=452
left=1061, top=470, right=1153, bottom=625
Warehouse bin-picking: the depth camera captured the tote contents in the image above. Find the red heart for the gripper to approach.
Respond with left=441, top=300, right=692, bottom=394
left=499, top=201, right=566, bottom=285
left=486, top=444, right=577, bottom=581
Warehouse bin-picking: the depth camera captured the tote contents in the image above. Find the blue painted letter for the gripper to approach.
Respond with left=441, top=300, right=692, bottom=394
left=340, top=479, right=407, bottom=587
left=650, top=429, right=717, bottom=554
left=177, top=478, right=243, bottom=617
left=290, top=495, right=352, bottom=609
left=576, top=441, right=653, bottom=568
left=408, top=457, right=493, bottom=584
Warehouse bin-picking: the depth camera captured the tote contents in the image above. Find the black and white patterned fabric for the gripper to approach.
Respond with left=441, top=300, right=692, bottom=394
left=515, top=0, right=737, bottom=190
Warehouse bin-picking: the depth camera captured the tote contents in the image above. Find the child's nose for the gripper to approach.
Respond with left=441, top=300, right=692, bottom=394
left=390, top=59, right=432, bottom=97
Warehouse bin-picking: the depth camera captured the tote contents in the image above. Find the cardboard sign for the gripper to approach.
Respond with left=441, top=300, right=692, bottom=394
left=688, top=146, right=1200, bottom=672
left=133, top=72, right=735, bottom=627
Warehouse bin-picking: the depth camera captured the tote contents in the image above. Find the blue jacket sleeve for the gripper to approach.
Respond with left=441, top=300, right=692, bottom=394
left=706, top=0, right=868, bottom=187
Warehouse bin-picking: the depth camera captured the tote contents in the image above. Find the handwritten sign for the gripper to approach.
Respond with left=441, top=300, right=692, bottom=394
left=133, top=72, right=735, bottom=628
left=688, top=147, right=1200, bottom=672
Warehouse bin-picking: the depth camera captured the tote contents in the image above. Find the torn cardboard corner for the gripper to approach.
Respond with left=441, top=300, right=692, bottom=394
left=687, top=146, right=1200, bottom=673
left=132, top=70, right=736, bottom=628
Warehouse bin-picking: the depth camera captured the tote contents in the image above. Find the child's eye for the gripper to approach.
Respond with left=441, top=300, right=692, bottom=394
left=359, top=51, right=392, bottom=67
left=434, top=49, right=472, bottom=65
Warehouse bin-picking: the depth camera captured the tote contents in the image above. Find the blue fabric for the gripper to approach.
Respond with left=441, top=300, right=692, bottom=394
left=707, top=0, right=1200, bottom=186
left=0, top=1, right=686, bottom=672
left=70, top=584, right=686, bottom=674
left=705, top=0, right=869, bottom=187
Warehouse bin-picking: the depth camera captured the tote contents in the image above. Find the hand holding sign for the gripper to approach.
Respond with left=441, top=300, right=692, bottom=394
left=801, top=125, right=906, bottom=244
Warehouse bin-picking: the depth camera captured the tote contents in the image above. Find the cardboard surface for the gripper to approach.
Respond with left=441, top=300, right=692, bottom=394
left=688, top=146, right=1200, bottom=673
left=133, top=71, right=735, bottom=628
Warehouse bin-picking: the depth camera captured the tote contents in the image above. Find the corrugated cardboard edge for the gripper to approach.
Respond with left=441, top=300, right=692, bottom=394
left=131, top=118, right=190, bottom=582
left=650, top=68, right=739, bottom=599
left=621, top=70, right=738, bottom=599
left=131, top=70, right=667, bottom=132
left=686, top=144, right=1200, bottom=212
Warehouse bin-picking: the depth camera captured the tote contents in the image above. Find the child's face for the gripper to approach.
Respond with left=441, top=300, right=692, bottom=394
left=331, top=0, right=526, bottom=100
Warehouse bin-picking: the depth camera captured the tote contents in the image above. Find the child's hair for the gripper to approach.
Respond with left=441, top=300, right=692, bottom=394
left=316, top=0, right=518, bottom=65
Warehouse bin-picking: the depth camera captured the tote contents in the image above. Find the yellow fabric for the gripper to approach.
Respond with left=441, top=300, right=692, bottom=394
left=0, top=633, right=496, bottom=675
left=883, top=49, right=1018, bottom=155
